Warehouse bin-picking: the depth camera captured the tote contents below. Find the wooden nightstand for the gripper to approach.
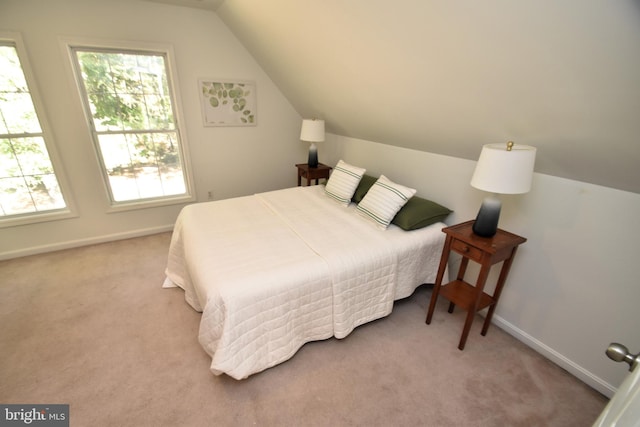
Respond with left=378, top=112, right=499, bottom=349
left=296, top=163, right=332, bottom=186
left=426, top=220, right=526, bottom=350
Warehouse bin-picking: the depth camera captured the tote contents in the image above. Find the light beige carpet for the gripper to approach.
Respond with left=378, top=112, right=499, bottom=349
left=0, top=233, right=607, bottom=426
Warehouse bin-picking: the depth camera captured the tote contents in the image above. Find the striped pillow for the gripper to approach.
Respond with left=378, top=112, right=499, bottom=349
left=356, top=175, right=416, bottom=229
left=324, top=160, right=366, bottom=206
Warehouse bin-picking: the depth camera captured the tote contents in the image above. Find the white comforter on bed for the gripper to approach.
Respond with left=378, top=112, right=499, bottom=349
left=164, top=185, right=446, bottom=379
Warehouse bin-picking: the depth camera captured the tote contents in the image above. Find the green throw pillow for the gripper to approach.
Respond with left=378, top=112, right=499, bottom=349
left=351, top=174, right=377, bottom=203
left=391, top=196, right=452, bottom=230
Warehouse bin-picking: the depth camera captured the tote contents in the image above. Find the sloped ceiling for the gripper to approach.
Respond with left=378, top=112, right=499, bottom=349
left=151, top=0, right=640, bottom=193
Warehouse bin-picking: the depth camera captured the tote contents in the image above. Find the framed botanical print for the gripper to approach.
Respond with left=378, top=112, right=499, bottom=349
left=199, top=79, right=256, bottom=126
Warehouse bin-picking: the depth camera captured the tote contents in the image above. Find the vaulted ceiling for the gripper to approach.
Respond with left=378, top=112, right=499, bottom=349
left=147, top=0, right=640, bottom=194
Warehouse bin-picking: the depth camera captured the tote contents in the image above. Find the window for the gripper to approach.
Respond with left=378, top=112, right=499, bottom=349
left=0, top=35, right=72, bottom=225
left=69, top=44, right=193, bottom=208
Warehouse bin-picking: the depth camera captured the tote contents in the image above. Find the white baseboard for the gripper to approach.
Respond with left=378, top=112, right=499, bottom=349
left=492, top=314, right=616, bottom=398
left=0, top=224, right=174, bottom=261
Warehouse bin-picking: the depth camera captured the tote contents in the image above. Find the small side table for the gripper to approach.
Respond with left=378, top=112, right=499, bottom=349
left=426, top=220, right=526, bottom=350
left=296, top=163, right=332, bottom=186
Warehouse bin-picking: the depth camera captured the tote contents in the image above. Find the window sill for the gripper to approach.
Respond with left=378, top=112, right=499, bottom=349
left=0, top=209, right=78, bottom=229
left=106, top=194, right=196, bottom=214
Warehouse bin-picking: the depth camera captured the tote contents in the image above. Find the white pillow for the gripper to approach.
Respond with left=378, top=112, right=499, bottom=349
left=356, top=175, right=417, bottom=229
left=324, top=160, right=366, bottom=206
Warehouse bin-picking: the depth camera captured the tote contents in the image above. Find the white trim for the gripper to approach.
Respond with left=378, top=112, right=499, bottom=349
left=58, top=36, right=197, bottom=211
left=106, top=194, right=194, bottom=213
left=0, top=31, right=79, bottom=224
left=0, top=208, right=78, bottom=229
left=491, top=314, right=616, bottom=398
left=0, top=224, right=174, bottom=261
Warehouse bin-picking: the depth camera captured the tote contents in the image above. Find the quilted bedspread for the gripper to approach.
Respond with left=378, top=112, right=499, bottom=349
left=164, top=185, right=446, bottom=379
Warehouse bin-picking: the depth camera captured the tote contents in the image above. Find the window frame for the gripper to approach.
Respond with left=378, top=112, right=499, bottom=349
left=63, top=37, right=195, bottom=212
left=0, top=31, right=77, bottom=228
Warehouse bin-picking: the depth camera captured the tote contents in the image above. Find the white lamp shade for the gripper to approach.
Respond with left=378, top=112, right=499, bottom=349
left=300, top=119, right=325, bottom=142
left=470, top=143, right=537, bottom=195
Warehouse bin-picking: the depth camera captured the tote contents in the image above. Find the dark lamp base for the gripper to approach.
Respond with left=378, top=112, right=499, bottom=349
left=472, top=196, right=502, bottom=237
left=308, top=143, right=318, bottom=168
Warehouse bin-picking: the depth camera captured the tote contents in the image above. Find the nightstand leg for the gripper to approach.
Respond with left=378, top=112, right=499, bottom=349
left=459, top=309, right=476, bottom=350
left=447, top=256, right=470, bottom=315
left=458, top=263, right=491, bottom=350
left=481, top=305, right=496, bottom=336
left=426, top=235, right=452, bottom=324
left=457, top=257, right=470, bottom=281
left=481, top=246, right=519, bottom=336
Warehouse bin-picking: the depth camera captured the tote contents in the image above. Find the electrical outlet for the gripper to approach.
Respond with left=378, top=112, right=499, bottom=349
left=207, top=191, right=213, bottom=201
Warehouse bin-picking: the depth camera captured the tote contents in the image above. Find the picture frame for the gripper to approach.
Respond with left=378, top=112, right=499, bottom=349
left=198, top=79, right=256, bottom=127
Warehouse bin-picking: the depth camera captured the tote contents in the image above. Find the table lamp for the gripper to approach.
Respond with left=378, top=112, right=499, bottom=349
left=300, top=119, right=325, bottom=168
left=470, top=141, right=536, bottom=237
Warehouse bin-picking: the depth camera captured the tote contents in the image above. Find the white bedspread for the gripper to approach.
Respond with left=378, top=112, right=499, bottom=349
left=165, top=185, right=446, bottom=379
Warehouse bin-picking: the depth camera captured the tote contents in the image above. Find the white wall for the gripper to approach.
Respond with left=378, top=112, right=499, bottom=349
left=0, top=0, right=305, bottom=258
left=322, top=134, right=640, bottom=397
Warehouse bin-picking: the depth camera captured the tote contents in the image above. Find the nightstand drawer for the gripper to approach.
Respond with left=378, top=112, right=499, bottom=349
left=451, top=239, right=483, bottom=262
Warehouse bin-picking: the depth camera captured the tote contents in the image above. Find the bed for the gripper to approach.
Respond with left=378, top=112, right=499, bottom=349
left=164, top=167, right=450, bottom=379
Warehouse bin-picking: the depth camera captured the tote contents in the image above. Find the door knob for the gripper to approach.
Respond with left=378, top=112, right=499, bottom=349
left=606, top=343, right=640, bottom=372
